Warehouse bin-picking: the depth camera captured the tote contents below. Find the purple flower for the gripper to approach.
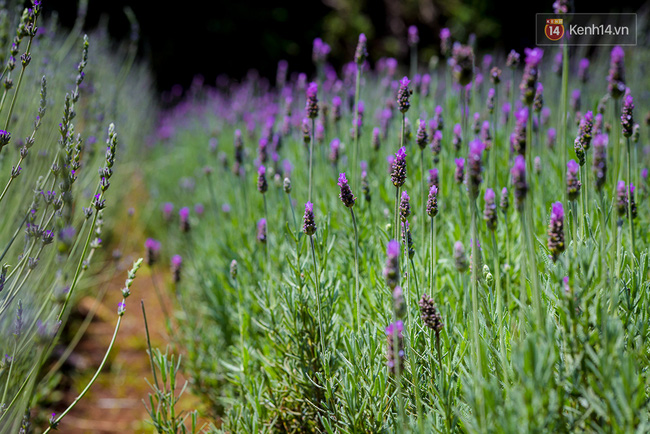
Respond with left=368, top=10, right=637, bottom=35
left=312, top=38, right=330, bottom=63
left=570, top=89, right=581, bottom=112
left=401, top=221, right=415, bottom=259
left=385, top=320, right=404, bottom=375
left=533, top=83, right=544, bottom=113
left=145, top=238, right=161, bottom=266
left=338, top=173, right=356, bottom=208
left=384, top=239, right=400, bottom=289
left=511, top=107, right=528, bottom=156
left=162, top=202, right=174, bottom=221
left=547, top=202, right=565, bottom=262
left=397, top=76, right=412, bottom=113
left=592, top=134, right=608, bottom=192
left=480, top=121, right=492, bottom=150
left=171, top=254, right=182, bottom=283
left=419, top=294, right=443, bottom=336
left=578, top=58, right=590, bottom=83
left=500, top=187, right=509, bottom=213
left=454, top=158, right=465, bottom=184
left=194, top=203, right=204, bottom=216
left=452, top=44, right=474, bottom=86
left=630, top=183, right=637, bottom=219
left=257, top=218, right=267, bottom=243
left=547, top=128, right=557, bottom=149
left=428, top=168, right=439, bottom=190
left=302, top=202, right=316, bottom=236
left=355, top=33, right=368, bottom=65
left=427, top=185, right=438, bottom=218
left=305, top=82, right=319, bottom=119
left=621, top=93, right=634, bottom=138
left=642, top=168, right=648, bottom=180
left=520, top=48, right=543, bottom=105
left=487, top=88, right=495, bottom=114
left=390, top=147, right=407, bottom=187
left=408, top=25, right=419, bottom=46
left=179, top=207, right=190, bottom=233
left=431, top=130, right=442, bottom=163
left=332, top=96, right=342, bottom=121
left=399, top=191, right=410, bottom=221
left=490, top=66, right=502, bottom=85
left=506, top=50, right=520, bottom=69
left=511, top=155, right=528, bottom=210
left=453, top=241, right=469, bottom=272
left=467, top=139, right=485, bottom=198
left=567, top=160, right=582, bottom=201
left=0, top=130, right=11, bottom=149
left=453, top=123, right=462, bottom=152
left=257, top=165, right=268, bottom=193
left=329, top=138, right=340, bottom=165
left=484, top=188, right=497, bottom=231
left=440, top=28, right=451, bottom=56
left=416, top=119, right=428, bottom=150
left=433, top=105, right=444, bottom=131
left=608, top=46, right=626, bottom=99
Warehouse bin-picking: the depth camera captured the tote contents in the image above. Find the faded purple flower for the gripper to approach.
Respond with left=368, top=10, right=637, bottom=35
left=338, top=173, right=356, bottom=208
left=511, top=155, right=528, bottom=210
left=547, top=202, right=565, bottom=262
left=567, top=160, right=582, bottom=201
left=484, top=188, right=497, bottom=231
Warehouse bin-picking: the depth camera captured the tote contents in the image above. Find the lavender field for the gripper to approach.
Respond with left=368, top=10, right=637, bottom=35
left=0, top=0, right=649, bottom=432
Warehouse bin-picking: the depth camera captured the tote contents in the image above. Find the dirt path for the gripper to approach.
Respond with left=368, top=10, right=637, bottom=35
left=49, top=173, right=208, bottom=433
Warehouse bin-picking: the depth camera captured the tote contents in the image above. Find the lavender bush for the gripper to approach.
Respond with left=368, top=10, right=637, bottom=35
left=140, top=9, right=650, bottom=433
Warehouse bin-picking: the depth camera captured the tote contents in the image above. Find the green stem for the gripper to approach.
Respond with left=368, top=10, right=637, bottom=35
left=491, top=230, right=505, bottom=369
left=44, top=309, right=124, bottom=433
left=309, top=235, right=325, bottom=354
left=626, top=137, right=636, bottom=258
left=354, top=65, right=361, bottom=192
left=351, top=208, right=360, bottom=334
left=309, top=119, right=315, bottom=202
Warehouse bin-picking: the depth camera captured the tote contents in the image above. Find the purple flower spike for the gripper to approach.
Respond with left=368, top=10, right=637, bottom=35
left=621, top=93, right=634, bottom=138
left=390, top=147, right=407, bottom=187
left=440, top=28, right=451, bottom=56
left=467, top=140, right=485, bottom=198
left=453, top=241, right=469, bottom=272
left=547, top=202, right=565, bottom=262
left=419, top=294, right=443, bottom=336
left=511, top=155, right=528, bottom=210
left=454, top=158, right=465, bottom=185
left=608, top=46, right=626, bottom=99
left=179, top=207, right=190, bottom=233
left=257, top=218, right=267, bottom=243
left=416, top=119, right=428, bottom=150
left=500, top=187, right=509, bottom=212
left=162, top=202, right=174, bottom=221
left=397, top=77, right=412, bottom=113
left=453, top=123, right=462, bottom=151
left=629, top=183, right=637, bottom=219
left=427, top=185, right=438, bottom=218
left=452, top=44, right=474, bottom=86
left=511, top=108, right=528, bottom=156
left=171, top=254, right=183, bottom=283
left=385, top=320, right=404, bottom=375
left=355, top=33, right=368, bottom=65
left=408, top=25, right=419, bottom=46
left=338, top=173, right=356, bottom=208
left=305, top=82, right=319, bottom=119
left=592, top=134, right=608, bottom=192
left=484, top=188, right=497, bottom=231
left=384, top=239, right=400, bottom=289
left=145, top=238, right=161, bottom=266
left=431, top=130, right=442, bottom=163
left=520, top=48, right=543, bottom=105
left=302, top=202, right=317, bottom=236
left=428, top=168, right=439, bottom=190
left=566, top=159, right=582, bottom=201
left=257, top=165, right=268, bottom=193
left=399, top=190, right=411, bottom=221
left=578, top=58, right=590, bottom=83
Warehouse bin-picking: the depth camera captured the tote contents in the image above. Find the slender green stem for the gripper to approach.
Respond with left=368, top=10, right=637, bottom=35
left=420, top=149, right=426, bottom=285
left=4, top=34, right=35, bottom=132
left=287, top=192, right=297, bottom=232
left=141, top=301, right=160, bottom=390
left=353, top=65, right=361, bottom=192
left=1, top=340, right=17, bottom=405
left=309, top=235, right=325, bottom=354
left=394, top=187, right=400, bottom=242
left=43, top=311, right=124, bottom=433
left=309, top=119, right=315, bottom=202
left=561, top=42, right=569, bottom=202
left=430, top=217, right=435, bottom=296
left=491, top=230, right=505, bottom=367
left=522, top=200, right=543, bottom=330
left=626, top=137, right=636, bottom=258
left=350, top=208, right=360, bottom=334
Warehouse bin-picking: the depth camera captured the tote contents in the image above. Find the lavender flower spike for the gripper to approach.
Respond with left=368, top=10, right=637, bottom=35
left=384, top=239, right=400, bottom=289
left=621, top=93, right=634, bottom=137
left=397, top=76, right=412, bottom=113
left=608, top=46, right=626, bottom=99
left=399, top=191, right=411, bottom=221
left=257, top=218, right=267, bottom=243
left=385, top=321, right=404, bottom=375
left=566, top=159, right=582, bottom=201
left=592, top=134, right=608, bottom=192
left=171, top=254, right=182, bottom=283
left=419, top=294, right=443, bottom=336
left=416, top=119, right=428, bottom=150
left=467, top=139, right=485, bottom=199
left=302, top=202, right=317, bottom=236
left=257, top=165, right=268, bottom=193
left=390, top=147, right=407, bottom=187
left=484, top=188, right=497, bottom=231
left=547, top=202, right=565, bottom=262
left=453, top=241, right=469, bottom=272
left=427, top=185, right=438, bottom=218
left=454, top=158, right=465, bottom=185
left=338, top=173, right=356, bottom=208
left=354, top=33, right=368, bottom=65
left=305, top=82, right=319, bottom=119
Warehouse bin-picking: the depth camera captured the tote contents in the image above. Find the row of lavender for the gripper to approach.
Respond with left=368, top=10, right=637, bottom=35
left=0, top=3, right=155, bottom=431
left=144, top=15, right=649, bottom=433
